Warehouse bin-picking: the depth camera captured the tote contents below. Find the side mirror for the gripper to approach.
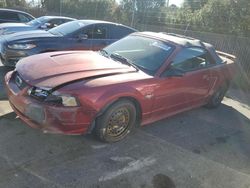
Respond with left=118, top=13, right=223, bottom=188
left=162, top=66, right=185, bottom=77
left=40, top=23, right=52, bottom=29
left=78, top=34, right=88, bottom=40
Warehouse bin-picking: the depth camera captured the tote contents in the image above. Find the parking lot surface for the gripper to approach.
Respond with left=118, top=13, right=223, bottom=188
left=0, top=64, right=250, bottom=188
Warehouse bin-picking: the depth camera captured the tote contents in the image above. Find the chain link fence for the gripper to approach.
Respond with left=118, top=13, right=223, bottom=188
left=2, top=1, right=250, bottom=90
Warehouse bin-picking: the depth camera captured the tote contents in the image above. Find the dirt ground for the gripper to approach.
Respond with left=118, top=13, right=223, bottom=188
left=0, top=64, right=250, bottom=188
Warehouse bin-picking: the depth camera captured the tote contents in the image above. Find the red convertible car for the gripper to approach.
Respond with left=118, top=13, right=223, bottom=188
left=4, top=32, right=236, bottom=142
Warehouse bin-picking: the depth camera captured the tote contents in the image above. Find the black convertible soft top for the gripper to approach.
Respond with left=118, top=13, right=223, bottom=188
left=139, top=32, right=213, bottom=48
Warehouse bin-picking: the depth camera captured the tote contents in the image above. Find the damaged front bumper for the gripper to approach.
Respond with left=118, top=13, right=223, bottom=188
left=4, top=71, right=92, bottom=135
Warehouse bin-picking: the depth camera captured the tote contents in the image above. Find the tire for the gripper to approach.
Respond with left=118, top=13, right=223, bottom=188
left=94, top=99, right=137, bottom=142
left=205, top=83, right=229, bottom=108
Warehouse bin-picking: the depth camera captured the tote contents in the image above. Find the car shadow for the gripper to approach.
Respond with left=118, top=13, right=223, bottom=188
left=0, top=111, right=16, bottom=120
left=1, top=103, right=249, bottom=166
left=0, top=65, right=13, bottom=100
left=143, top=103, right=250, bottom=174
left=0, top=103, right=250, bottom=186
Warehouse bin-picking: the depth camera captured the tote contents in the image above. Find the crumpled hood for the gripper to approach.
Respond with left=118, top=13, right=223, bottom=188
left=16, top=51, right=136, bottom=88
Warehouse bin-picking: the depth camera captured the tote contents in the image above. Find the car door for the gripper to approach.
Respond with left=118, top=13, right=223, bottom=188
left=171, top=47, right=215, bottom=104
left=72, top=24, right=110, bottom=51
left=68, top=25, right=95, bottom=50
left=152, top=47, right=214, bottom=119
left=89, top=24, right=110, bottom=50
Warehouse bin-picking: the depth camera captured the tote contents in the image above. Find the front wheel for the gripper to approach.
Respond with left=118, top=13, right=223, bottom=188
left=94, top=99, right=137, bottom=142
left=205, top=83, right=229, bottom=108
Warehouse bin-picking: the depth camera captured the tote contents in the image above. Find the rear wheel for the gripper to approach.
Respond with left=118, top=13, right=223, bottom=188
left=206, top=83, right=229, bottom=108
left=94, top=99, right=137, bottom=142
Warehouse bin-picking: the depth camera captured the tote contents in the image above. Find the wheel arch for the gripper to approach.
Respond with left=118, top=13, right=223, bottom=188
left=87, top=95, right=143, bottom=134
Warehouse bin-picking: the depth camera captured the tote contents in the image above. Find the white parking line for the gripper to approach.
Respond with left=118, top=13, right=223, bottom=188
left=99, top=157, right=156, bottom=182
left=0, top=101, right=13, bottom=116
left=223, top=97, right=250, bottom=120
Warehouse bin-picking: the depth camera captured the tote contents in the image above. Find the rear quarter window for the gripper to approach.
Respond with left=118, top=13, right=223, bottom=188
left=110, top=25, right=135, bottom=39
left=171, top=47, right=213, bottom=72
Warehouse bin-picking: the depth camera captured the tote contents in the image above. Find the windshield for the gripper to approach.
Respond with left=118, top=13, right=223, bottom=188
left=49, top=21, right=84, bottom=36
left=27, top=16, right=47, bottom=26
left=103, top=35, right=174, bottom=75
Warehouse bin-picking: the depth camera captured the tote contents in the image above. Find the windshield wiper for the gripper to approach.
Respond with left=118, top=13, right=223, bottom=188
left=110, top=53, right=139, bottom=71
left=99, top=49, right=109, bottom=58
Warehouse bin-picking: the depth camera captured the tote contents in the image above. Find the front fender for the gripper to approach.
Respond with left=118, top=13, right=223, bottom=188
left=87, top=85, right=146, bottom=133
left=96, top=85, right=144, bottom=113
left=94, top=84, right=155, bottom=122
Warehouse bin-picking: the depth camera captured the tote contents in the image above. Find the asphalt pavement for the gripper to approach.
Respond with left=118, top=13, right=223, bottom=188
left=0, top=63, right=250, bottom=188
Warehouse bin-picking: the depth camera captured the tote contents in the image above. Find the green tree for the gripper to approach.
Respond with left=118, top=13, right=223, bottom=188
left=41, top=0, right=61, bottom=12
left=183, top=0, right=208, bottom=11
left=194, top=0, right=250, bottom=36
left=119, top=0, right=166, bottom=26
left=6, top=0, right=27, bottom=7
left=228, top=0, right=250, bottom=36
left=41, top=0, right=116, bottom=20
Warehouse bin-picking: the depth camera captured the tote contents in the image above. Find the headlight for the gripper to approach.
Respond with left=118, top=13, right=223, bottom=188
left=46, top=93, right=79, bottom=107
left=0, top=29, right=14, bottom=35
left=3, top=31, right=15, bottom=35
left=28, top=87, right=79, bottom=107
left=8, top=43, right=36, bottom=50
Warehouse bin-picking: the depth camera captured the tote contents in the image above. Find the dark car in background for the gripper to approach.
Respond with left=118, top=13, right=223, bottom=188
left=0, top=20, right=138, bottom=67
left=0, top=8, right=34, bottom=24
left=0, top=16, right=76, bottom=35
